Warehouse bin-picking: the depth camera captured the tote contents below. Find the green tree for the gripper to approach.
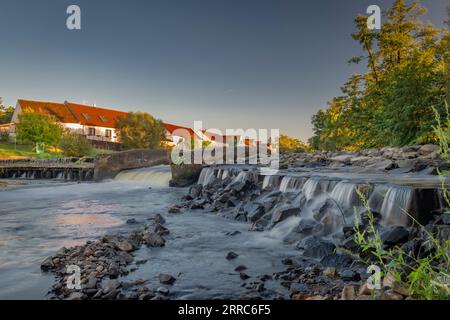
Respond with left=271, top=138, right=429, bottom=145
left=16, top=111, right=62, bottom=152
left=117, top=112, right=165, bottom=149
left=310, top=0, right=449, bottom=150
left=0, top=100, right=14, bottom=124
left=279, top=134, right=308, bottom=153
left=59, top=130, right=93, bottom=157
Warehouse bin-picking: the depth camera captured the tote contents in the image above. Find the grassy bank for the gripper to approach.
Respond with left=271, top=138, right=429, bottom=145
left=0, top=143, right=115, bottom=159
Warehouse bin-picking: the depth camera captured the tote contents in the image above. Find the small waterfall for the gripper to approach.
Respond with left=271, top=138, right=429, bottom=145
left=232, top=171, right=258, bottom=184
left=329, top=181, right=362, bottom=210
left=380, top=186, right=414, bottom=227
left=301, top=178, right=322, bottom=200
left=268, top=216, right=302, bottom=241
left=198, top=168, right=217, bottom=186
left=56, top=172, right=64, bottom=180
left=114, top=165, right=172, bottom=187
left=262, top=175, right=280, bottom=189
left=279, top=176, right=304, bottom=192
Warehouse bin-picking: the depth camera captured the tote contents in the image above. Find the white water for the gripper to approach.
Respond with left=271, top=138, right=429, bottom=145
left=114, top=165, right=172, bottom=187
left=380, top=186, right=414, bottom=227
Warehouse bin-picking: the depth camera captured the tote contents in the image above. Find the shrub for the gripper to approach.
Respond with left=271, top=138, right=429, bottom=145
left=59, top=131, right=93, bottom=157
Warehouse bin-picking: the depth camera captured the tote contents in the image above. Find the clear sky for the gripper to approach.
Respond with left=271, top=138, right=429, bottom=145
left=0, top=0, right=448, bottom=141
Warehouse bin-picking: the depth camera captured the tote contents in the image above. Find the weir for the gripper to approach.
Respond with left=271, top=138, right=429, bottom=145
left=195, top=165, right=448, bottom=228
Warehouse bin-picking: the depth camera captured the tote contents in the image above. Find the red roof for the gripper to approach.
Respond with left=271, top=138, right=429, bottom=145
left=18, top=99, right=79, bottom=123
left=163, top=123, right=196, bottom=137
left=65, top=101, right=128, bottom=128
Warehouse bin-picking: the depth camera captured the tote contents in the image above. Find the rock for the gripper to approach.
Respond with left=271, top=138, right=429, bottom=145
left=341, top=285, right=356, bottom=300
left=272, top=207, right=300, bottom=225
left=126, top=218, right=137, bottom=224
left=295, top=218, right=322, bottom=235
left=226, top=251, right=239, bottom=260
left=154, top=214, right=166, bottom=225
left=418, top=144, right=439, bottom=155
left=358, top=282, right=374, bottom=296
left=380, top=289, right=404, bottom=300
left=67, top=292, right=85, bottom=300
left=85, top=275, right=98, bottom=290
left=392, top=281, right=409, bottom=296
left=159, top=273, right=176, bottom=285
left=323, top=267, right=336, bottom=278
left=168, top=205, right=180, bottom=213
left=143, top=232, right=165, bottom=247
left=117, top=240, right=134, bottom=252
left=189, top=184, right=203, bottom=198
left=157, top=287, right=169, bottom=295
left=296, top=236, right=335, bottom=259
left=103, top=279, right=121, bottom=293
left=380, top=226, right=409, bottom=246
left=246, top=203, right=265, bottom=222
left=226, top=230, right=241, bottom=236
left=240, top=272, right=250, bottom=280
left=339, top=269, right=360, bottom=281
left=41, top=256, right=54, bottom=271
left=289, top=283, right=310, bottom=295
left=235, top=265, right=247, bottom=272
left=355, top=295, right=373, bottom=300
left=154, top=223, right=170, bottom=236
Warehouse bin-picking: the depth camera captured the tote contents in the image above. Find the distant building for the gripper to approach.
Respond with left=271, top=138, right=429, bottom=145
left=8, top=99, right=202, bottom=149
left=11, top=99, right=127, bottom=144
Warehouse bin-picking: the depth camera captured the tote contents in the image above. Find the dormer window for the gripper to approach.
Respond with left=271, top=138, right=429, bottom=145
left=99, top=115, right=109, bottom=123
left=82, top=113, right=91, bottom=120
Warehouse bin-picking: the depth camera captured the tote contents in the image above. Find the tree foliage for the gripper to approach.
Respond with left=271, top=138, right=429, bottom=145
left=309, top=0, right=450, bottom=151
left=0, top=103, right=14, bottom=124
left=279, top=134, right=308, bottom=153
left=116, top=112, right=165, bottom=150
left=16, top=110, right=62, bottom=150
left=59, top=130, right=93, bottom=157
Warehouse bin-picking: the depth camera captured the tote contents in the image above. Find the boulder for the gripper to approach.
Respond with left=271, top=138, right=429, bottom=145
left=380, top=226, right=409, bottom=246
left=272, top=206, right=300, bottom=225
left=142, top=232, right=165, bottom=247
left=159, top=273, right=176, bottom=285
left=296, top=236, right=335, bottom=259
left=226, top=251, right=239, bottom=260
left=341, top=285, right=356, bottom=300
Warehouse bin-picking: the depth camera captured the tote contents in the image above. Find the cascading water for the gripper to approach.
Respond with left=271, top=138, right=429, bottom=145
left=262, top=175, right=280, bottom=190
left=301, top=178, right=322, bottom=200
left=380, top=186, right=414, bottom=227
left=114, top=165, right=172, bottom=187
left=329, top=181, right=363, bottom=212
left=198, top=168, right=217, bottom=186
left=278, top=176, right=304, bottom=192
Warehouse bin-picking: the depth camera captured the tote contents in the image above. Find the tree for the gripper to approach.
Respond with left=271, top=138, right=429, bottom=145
left=116, top=112, right=165, bottom=149
left=310, top=0, right=449, bottom=150
left=279, top=134, right=308, bottom=153
left=16, top=111, right=62, bottom=151
left=59, top=131, right=93, bottom=157
left=0, top=98, right=14, bottom=124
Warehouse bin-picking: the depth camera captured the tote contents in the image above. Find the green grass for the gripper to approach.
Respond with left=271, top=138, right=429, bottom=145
left=0, top=143, right=116, bottom=159
left=0, top=143, right=60, bottom=159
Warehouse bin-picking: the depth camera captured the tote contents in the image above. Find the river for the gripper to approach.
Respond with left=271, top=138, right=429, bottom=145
left=0, top=166, right=296, bottom=299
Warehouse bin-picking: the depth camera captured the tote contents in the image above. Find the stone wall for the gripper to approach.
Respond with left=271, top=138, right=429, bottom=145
left=94, top=149, right=169, bottom=181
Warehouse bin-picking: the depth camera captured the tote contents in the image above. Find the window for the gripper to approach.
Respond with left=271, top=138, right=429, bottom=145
left=105, top=129, right=112, bottom=138
left=82, top=113, right=91, bottom=120
left=99, top=115, right=109, bottom=123
left=88, top=127, right=96, bottom=136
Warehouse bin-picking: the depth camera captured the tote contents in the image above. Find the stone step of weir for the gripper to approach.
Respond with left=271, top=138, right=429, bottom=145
left=0, top=166, right=94, bottom=181
left=197, top=165, right=448, bottom=226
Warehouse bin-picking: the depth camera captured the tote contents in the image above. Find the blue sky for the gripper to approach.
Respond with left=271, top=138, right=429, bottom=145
left=0, top=0, right=448, bottom=141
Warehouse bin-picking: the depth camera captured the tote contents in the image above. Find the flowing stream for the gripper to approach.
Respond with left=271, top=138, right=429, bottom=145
left=0, top=166, right=296, bottom=299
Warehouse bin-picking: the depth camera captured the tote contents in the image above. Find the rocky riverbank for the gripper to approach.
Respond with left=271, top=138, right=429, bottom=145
left=40, top=145, right=449, bottom=300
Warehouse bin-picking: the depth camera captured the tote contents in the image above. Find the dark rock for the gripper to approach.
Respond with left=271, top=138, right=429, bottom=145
left=226, top=251, right=239, bottom=260
left=380, top=226, right=409, bottom=246
left=235, top=265, right=247, bottom=272
left=272, top=206, right=300, bottom=225
left=296, top=236, right=336, bottom=259
left=157, top=287, right=170, bottom=295
left=246, top=202, right=265, bottom=222
left=41, top=256, right=54, bottom=271
left=126, top=218, right=137, bottom=224
left=159, top=273, right=176, bottom=285
left=339, top=269, right=360, bottom=281
left=189, top=184, right=203, bottom=198
left=154, top=214, right=166, bottom=225
left=168, top=205, right=181, bottom=213
left=320, top=253, right=354, bottom=268
left=154, top=223, right=170, bottom=236
left=290, top=283, right=310, bottom=295
left=240, top=272, right=251, bottom=280
left=282, top=258, right=294, bottom=265
left=226, top=230, right=241, bottom=236
left=142, top=232, right=165, bottom=247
